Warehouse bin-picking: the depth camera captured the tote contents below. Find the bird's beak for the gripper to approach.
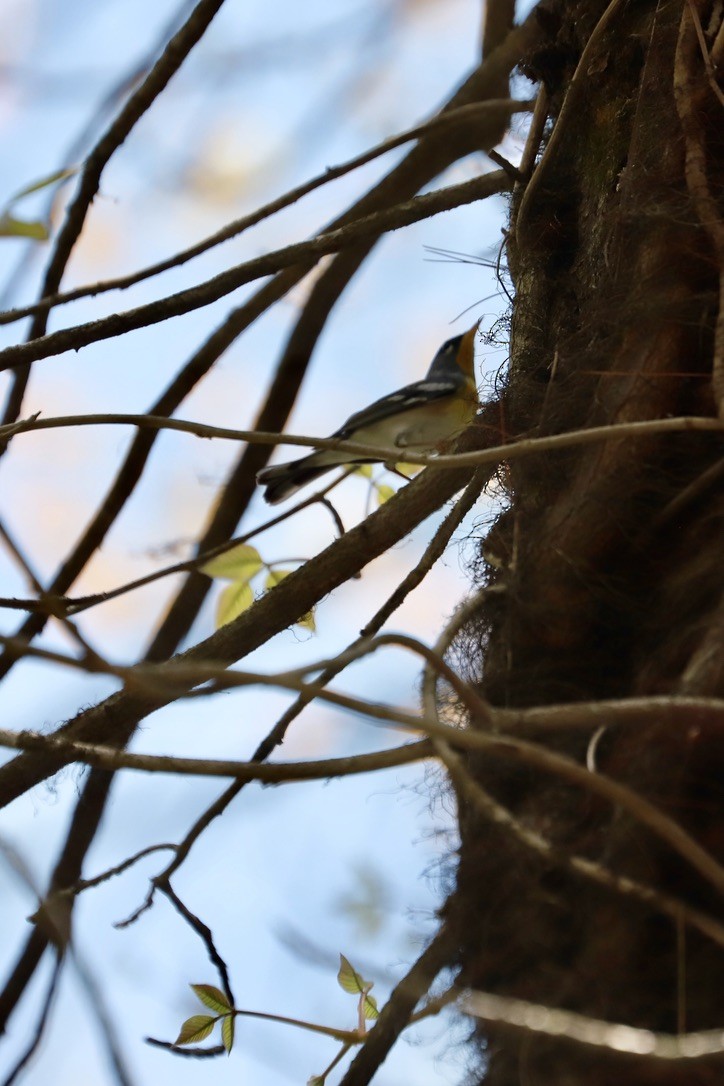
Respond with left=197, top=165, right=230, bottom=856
left=457, top=323, right=478, bottom=379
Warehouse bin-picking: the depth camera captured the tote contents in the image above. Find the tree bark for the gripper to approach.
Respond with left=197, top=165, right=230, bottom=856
left=455, top=0, right=724, bottom=1081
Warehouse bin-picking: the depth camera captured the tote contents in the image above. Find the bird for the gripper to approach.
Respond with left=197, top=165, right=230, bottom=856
left=256, top=325, right=479, bottom=505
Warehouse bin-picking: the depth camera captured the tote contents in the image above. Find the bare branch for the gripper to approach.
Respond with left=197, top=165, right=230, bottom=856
left=0, top=728, right=432, bottom=781
left=338, top=915, right=460, bottom=1086
left=424, top=713, right=724, bottom=900
left=0, top=440, right=488, bottom=805
left=0, top=101, right=530, bottom=330
left=497, top=695, right=724, bottom=732
left=160, top=882, right=234, bottom=1007
left=0, top=172, right=512, bottom=373
left=463, top=989, right=724, bottom=1061
left=1, top=411, right=721, bottom=473
left=2, top=0, right=230, bottom=429
left=437, top=738, right=724, bottom=951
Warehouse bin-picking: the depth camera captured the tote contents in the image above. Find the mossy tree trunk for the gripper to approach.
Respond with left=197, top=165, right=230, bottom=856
left=455, top=0, right=724, bottom=1082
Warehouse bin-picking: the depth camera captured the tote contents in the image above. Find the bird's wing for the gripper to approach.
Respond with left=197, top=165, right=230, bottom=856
left=333, top=378, right=460, bottom=440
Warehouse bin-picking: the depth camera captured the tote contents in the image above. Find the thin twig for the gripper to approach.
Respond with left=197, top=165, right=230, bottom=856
left=71, top=949, right=138, bottom=1086
left=125, top=475, right=487, bottom=908
left=0, top=102, right=530, bottom=331
left=0, top=471, right=351, bottom=617
left=496, top=695, right=724, bottom=732
left=1, top=0, right=229, bottom=431
left=1, top=411, right=720, bottom=472
left=160, top=883, right=234, bottom=1006
left=70, top=845, right=177, bottom=895
left=0, top=727, right=432, bottom=781
left=1, top=953, right=63, bottom=1086
left=430, top=713, right=724, bottom=900
left=437, top=739, right=724, bottom=951
left=0, top=517, right=105, bottom=663
left=417, top=599, right=724, bottom=925
left=463, top=988, right=724, bottom=1060
left=0, top=172, right=512, bottom=373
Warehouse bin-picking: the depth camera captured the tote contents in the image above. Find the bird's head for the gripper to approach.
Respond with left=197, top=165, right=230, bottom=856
left=427, top=324, right=477, bottom=380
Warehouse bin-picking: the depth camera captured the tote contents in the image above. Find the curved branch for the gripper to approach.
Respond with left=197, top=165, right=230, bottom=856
left=0, top=101, right=529, bottom=330
left=0, top=173, right=511, bottom=373
left=0, top=407, right=499, bottom=808
left=0, top=730, right=432, bottom=781
left=2, top=0, right=229, bottom=428
left=2, top=412, right=720, bottom=466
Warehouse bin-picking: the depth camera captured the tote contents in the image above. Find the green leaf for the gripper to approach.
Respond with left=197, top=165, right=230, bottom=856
left=8, top=166, right=77, bottom=202
left=296, top=608, right=316, bottom=633
left=175, top=1014, right=216, bottom=1046
left=0, top=213, right=49, bottom=241
left=394, top=463, right=422, bottom=478
left=337, top=954, right=371, bottom=996
left=221, top=1013, right=235, bottom=1054
left=363, top=993, right=379, bottom=1020
left=265, top=567, right=292, bottom=590
left=0, top=167, right=78, bottom=244
left=354, top=464, right=373, bottom=478
left=308, top=1077, right=325, bottom=1086
left=201, top=543, right=262, bottom=581
left=191, top=983, right=231, bottom=1014
left=216, top=580, right=254, bottom=627
left=375, top=484, right=395, bottom=506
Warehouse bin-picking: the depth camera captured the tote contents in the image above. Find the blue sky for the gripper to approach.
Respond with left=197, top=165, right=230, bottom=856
left=0, top=1, right=520, bottom=1082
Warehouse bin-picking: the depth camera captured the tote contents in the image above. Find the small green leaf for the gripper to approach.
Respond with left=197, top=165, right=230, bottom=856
left=8, top=166, right=77, bottom=202
left=296, top=608, right=316, bottom=633
left=201, top=543, right=262, bottom=581
left=337, top=954, right=371, bottom=996
left=375, top=484, right=395, bottom=506
left=216, top=580, right=254, bottom=627
left=175, top=1014, right=216, bottom=1046
left=394, top=463, right=422, bottom=478
left=308, top=1076, right=325, bottom=1086
left=265, top=567, right=292, bottom=590
left=363, top=993, right=379, bottom=1020
left=191, top=983, right=231, bottom=1014
left=0, top=167, right=78, bottom=244
left=221, top=1013, right=235, bottom=1054
left=0, top=214, right=49, bottom=240
left=354, top=465, right=373, bottom=478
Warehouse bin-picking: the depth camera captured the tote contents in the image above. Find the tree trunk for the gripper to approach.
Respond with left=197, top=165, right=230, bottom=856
left=454, top=0, right=724, bottom=1081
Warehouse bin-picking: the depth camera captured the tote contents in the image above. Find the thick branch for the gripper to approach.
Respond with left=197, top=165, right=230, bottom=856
left=0, top=412, right=496, bottom=809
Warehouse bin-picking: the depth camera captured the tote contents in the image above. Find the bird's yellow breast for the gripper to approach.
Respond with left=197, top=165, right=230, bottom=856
left=351, top=381, right=478, bottom=452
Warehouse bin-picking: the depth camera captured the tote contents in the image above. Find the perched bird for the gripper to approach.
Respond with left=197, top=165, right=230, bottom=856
left=257, top=325, right=479, bottom=504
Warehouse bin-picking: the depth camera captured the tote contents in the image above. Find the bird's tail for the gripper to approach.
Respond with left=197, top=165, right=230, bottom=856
left=256, top=454, right=335, bottom=505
